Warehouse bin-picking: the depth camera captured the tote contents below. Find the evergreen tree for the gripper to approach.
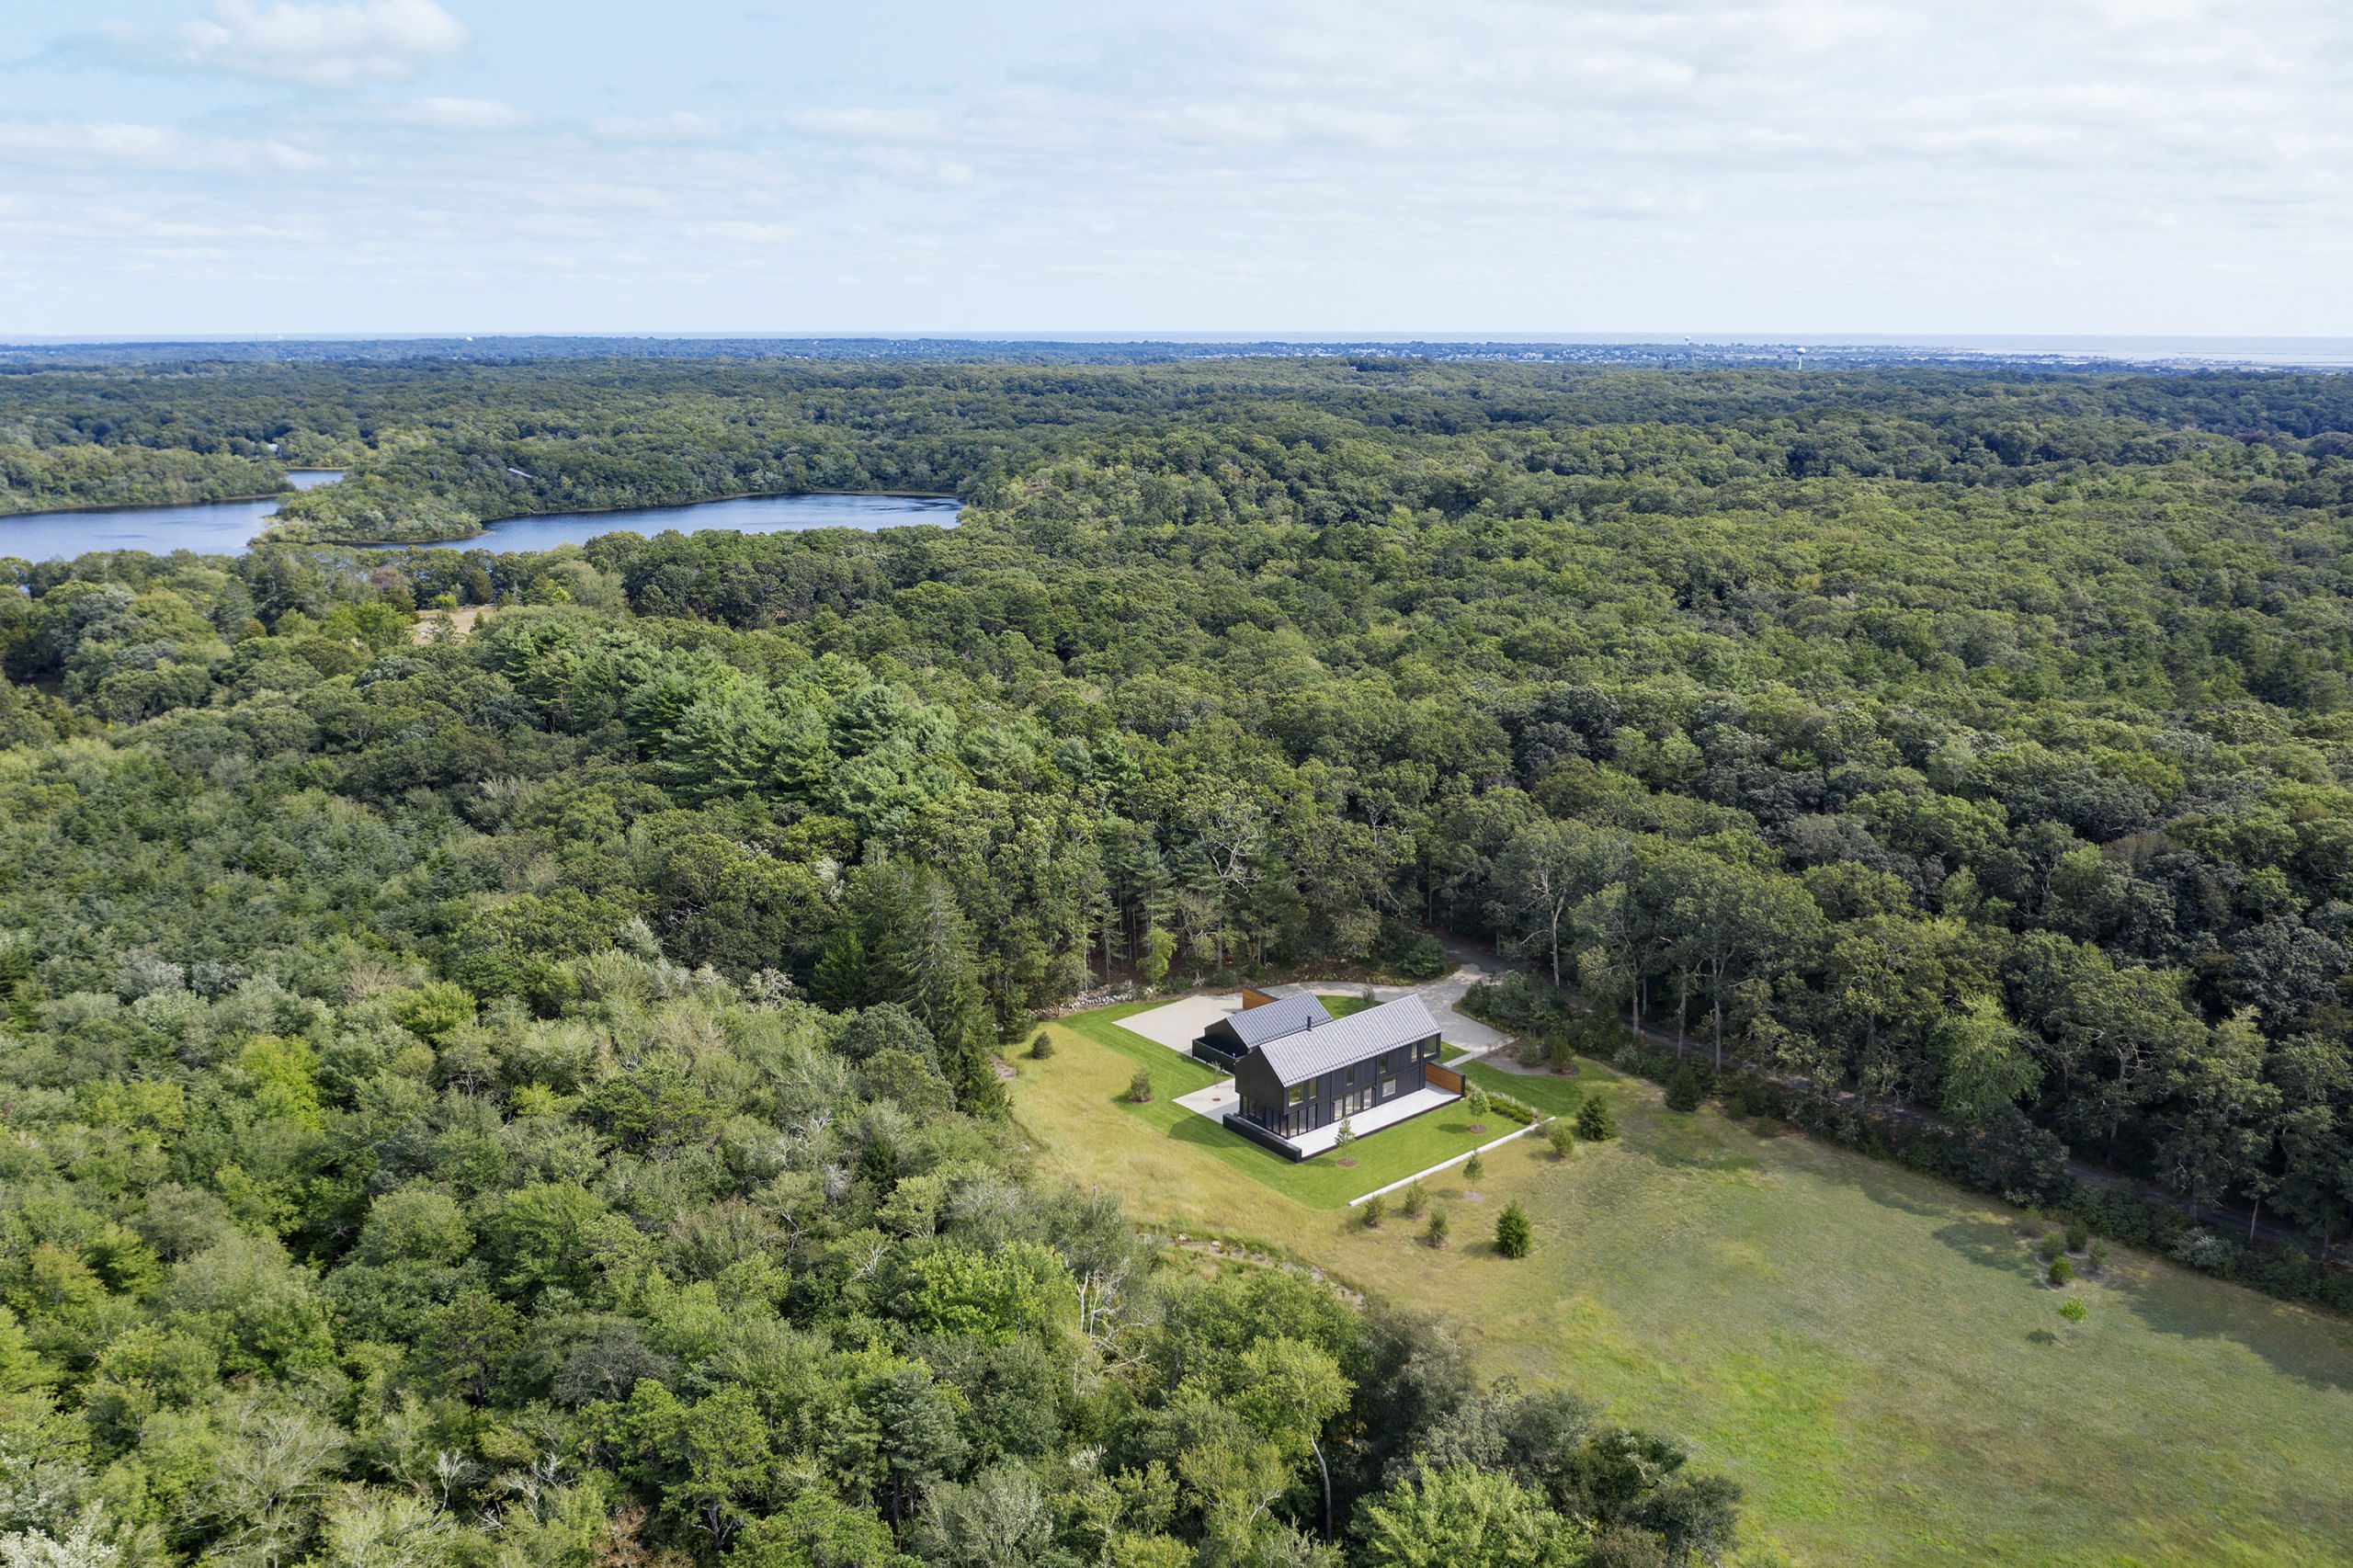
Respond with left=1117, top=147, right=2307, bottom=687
left=1495, top=1202, right=1533, bottom=1258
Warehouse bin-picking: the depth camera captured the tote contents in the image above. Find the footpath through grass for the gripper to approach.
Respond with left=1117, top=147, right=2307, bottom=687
left=1012, top=1005, right=2353, bottom=1567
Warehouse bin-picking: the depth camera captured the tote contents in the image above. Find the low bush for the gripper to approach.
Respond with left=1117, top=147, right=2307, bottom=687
left=1126, top=1067, right=1154, bottom=1105
left=1575, top=1095, right=1617, bottom=1142
left=1029, top=1032, right=1054, bottom=1060
left=2048, top=1257, right=2075, bottom=1287
left=1486, top=1093, right=1540, bottom=1127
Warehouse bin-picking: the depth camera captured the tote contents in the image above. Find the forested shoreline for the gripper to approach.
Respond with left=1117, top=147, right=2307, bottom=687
left=2, top=353, right=2350, bottom=1563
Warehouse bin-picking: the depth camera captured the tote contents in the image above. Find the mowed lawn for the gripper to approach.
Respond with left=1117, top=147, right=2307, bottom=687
left=1038, top=1002, right=1516, bottom=1210
left=1012, top=1005, right=2353, bottom=1567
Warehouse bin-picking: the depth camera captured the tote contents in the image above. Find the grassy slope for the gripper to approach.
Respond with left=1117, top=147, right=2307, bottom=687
left=1012, top=1008, right=2353, bottom=1567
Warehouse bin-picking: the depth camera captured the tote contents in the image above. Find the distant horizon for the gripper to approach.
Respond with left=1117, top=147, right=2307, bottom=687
left=8, top=330, right=2353, bottom=369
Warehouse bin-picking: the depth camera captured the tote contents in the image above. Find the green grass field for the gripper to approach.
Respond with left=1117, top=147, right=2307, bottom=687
left=1013, top=1004, right=2353, bottom=1566
left=1046, top=1003, right=1515, bottom=1210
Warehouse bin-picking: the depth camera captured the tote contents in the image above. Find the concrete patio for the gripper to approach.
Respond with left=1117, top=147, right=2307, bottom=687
left=1230, top=1084, right=1461, bottom=1159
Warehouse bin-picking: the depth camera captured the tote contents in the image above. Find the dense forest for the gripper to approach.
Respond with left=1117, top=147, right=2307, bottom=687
left=3, top=352, right=2351, bottom=1562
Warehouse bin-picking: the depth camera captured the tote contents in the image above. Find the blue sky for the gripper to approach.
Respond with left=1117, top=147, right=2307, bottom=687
left=2, top=0, right=2348, bottom=337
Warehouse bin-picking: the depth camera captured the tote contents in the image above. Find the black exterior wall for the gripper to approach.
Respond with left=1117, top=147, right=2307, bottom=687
left=1231, top=1034, right=1441, bottom=1140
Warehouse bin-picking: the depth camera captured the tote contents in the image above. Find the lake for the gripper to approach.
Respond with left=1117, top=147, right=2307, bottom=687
left=0, top=477, right=960, bottom=562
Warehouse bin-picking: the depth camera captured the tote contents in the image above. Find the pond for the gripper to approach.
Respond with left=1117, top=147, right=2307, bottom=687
left=0, top=475, right=960, bottom=562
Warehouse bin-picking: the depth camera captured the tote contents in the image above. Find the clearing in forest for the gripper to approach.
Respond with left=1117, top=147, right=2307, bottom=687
left=1012, top=1003, right=2353, bottom=1568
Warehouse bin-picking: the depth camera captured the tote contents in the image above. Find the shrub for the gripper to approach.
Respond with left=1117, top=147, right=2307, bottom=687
left=2065, top=1219, right=2088, bottom=1253
left=1425, top=1208, right=1449, bottom=1247
left=1486, top=1093, right=1539, bottom=1126
left=2088, top=1241, right=2109, bottom=1272
left=2037, top=1233, right=2065, bottom=1264
left=2170, top=1228, right=2234, bottom=1273
left=1361, top=1194, right=1385, bottom=1229
left=1574, top=1095, right=1616, bottom=1142
left=1400, top=1183, right=1427, bottom=1219
left=1664, top=1064, right=1703, bottom=1113
left=1546, top=1120, right=1575, bottom=1160
left=1495, top=1201, right=1532, bottom=1258
left=1397, top=935, right=1449, bottom=981
left=1463, top=1153, right=1485, bottom=1187
left=1029, top=1032, right=1054, bottom=1060
left=1126, top=1067, right=1154, bottom=1105
left=2059, top=1298, right=2088, bottom=1324
left=2047, top=1257, right=2075, bottom=1287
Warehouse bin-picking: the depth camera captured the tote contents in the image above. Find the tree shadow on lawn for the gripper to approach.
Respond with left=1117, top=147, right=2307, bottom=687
left=2100, top=1257, right=2353, bottom=1393
left=1634, top=1119, right=1769, bottom=1177
left=1932, top=1217, right=2046, bottom=1282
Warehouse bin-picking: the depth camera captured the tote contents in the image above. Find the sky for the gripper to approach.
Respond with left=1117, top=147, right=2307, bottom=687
left=1, top=0, right=2350, bottom=338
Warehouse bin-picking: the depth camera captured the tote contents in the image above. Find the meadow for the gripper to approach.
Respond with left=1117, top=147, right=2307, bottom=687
left=1012, top=1004, right=2353, bottom=1566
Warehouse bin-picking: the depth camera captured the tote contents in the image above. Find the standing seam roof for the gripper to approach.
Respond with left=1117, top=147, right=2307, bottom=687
left=1254, top=994, right=1440, bottom=1085
left=1223, top=992, right=1335, bottom=1048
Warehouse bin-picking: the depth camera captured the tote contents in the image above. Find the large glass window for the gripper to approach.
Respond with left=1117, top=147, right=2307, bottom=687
left=1381, top=1075, right=1397, bottom=1098
left=1288, top=1084, right=1306, bottom=1106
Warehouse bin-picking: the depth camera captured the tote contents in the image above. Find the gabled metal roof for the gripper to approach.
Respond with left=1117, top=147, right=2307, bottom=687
left=1223, top=991, right=1334, bottom=1048
left=1254, top=994, right=1440, bottom=1086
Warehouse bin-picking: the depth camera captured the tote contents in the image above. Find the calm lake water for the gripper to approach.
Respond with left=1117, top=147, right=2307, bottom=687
left=0, top=477, right=960, bottom=562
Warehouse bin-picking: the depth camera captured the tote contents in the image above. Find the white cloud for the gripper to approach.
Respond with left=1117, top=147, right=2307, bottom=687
left=382, top=96, right=521, bottom=131
left=173, top=0, right=472, bottom=88
left=590, top=112, right=723, bottom=144
left=0, top=119, right=325, bottom=173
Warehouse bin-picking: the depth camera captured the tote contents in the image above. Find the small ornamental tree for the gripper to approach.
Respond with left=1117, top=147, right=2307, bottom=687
left=1575, top=1095, right=1616, bottom=1142
left=1029, top=1032, right=1054, bottom=1060
left=1665, top=1064, right=1703, bottom=1113
left=1463, top=1153, right=1485, bottom=1189
left=1495, top=1201, right=1532, bottom=1258
left=1547, top=1120, right=1575, bottom=1160
left=1361, top=1193, right=1386, bottom=1229
left=1463, top=1083, right=1490, bottom=1121
left=1401, top=1183, right=1427, bottom=1219
left=1425, top=1208, right=1449, bottom=1248
left=1334, top=1119, right=1357, bottom=1150
left=1127, top=1067, right=1154, bottom=1105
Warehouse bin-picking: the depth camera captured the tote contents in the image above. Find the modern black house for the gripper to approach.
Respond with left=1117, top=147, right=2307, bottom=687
left=1193, top=990, right=1334, bottom=1070
left=1222, top=994, right=1453, bottom=1158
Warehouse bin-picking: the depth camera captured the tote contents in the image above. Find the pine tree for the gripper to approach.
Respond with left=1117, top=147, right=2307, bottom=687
left=1495, top=1201, right=1533, bottom=1258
